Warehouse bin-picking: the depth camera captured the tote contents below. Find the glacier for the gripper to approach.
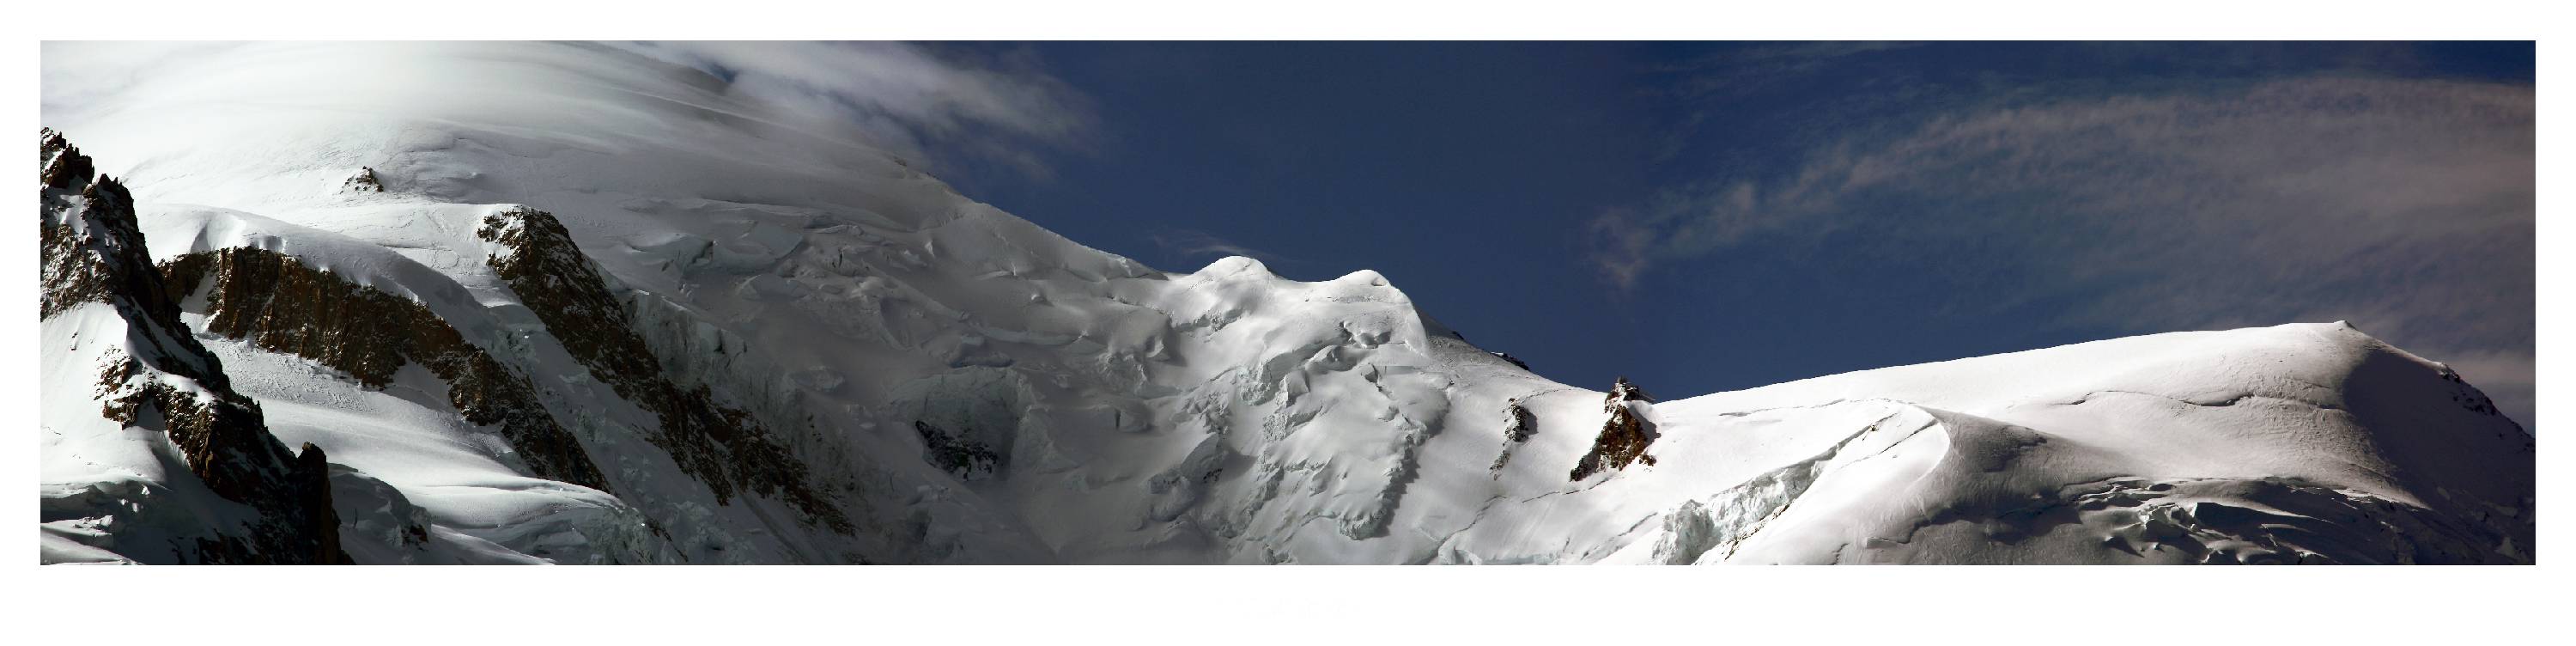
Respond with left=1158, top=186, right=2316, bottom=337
left=37, top=41, right=2533, bottom=564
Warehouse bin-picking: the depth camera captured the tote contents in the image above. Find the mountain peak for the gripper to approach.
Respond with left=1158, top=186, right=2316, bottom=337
left=34, top=42, right=2534, bottom=565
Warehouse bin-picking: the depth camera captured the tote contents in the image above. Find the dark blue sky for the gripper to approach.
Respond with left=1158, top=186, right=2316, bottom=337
left=918, top=42, right=2536, bottom=426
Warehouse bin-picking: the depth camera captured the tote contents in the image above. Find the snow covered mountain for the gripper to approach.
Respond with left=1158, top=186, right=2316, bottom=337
left=38, top=41, right=2534, bottom=564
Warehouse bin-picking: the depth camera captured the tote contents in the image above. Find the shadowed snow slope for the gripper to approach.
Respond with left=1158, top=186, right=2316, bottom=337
left=39, top=41, right=2533, bottom=564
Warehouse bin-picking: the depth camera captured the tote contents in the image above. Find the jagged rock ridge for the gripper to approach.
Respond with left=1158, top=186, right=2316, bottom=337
left=39, top=130, right=347, bottom=564
left=477, top=206, right=849, bottom=533
left=1570, top=377, right=1658, bottom=481
left=33, top=41, right=2533, bottom=565
left=156, top=247, right=611, bottom=491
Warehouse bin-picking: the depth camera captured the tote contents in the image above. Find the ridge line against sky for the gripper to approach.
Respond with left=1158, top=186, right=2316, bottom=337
left=874, top=42, right=2534, bottom=429
left=41, top=40, right=2534, bottom=428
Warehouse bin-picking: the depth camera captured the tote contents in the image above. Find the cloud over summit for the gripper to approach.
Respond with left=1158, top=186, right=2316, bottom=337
left=611, top=40, right=1097, bottom=180
left=1596, top=75, right=2534, bottom=424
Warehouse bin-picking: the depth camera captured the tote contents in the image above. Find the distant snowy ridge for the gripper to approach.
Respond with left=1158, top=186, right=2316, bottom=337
left=38, top=42, right=2533, bottom=564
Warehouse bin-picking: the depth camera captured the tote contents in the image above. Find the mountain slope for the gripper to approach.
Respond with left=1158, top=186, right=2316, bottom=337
left=39, top=130, right=345, bottom=564
left=37, top=42, right=2534, bottom=564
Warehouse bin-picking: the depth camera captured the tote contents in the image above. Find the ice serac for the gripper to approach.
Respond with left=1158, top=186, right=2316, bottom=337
left=38, top=42, right=2535, bottom=564
left=477, top=205, right=846, bottom=532
left=39, top=131, right=347, bottom=564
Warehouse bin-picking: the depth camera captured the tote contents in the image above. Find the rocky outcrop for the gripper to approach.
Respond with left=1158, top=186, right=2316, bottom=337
left=1489, top=398, right=1535, bottom=473
left=1502, top=399, right=1536, bottom=443
left=41, top=129, right=348, bottom=564
left=343, top=167, right=385, bottom=192
left=1570, top=377, right=1658, bottom=481
left=477, top=206, right=849, bottom=532
left=41, top=131, right=161, bottom=322
left=914, top=421, right=1001, bottom=480
left=156, top=247, right=611, bottom=491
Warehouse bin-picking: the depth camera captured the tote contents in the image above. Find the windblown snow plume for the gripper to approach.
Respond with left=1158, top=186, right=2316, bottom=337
left=38, top=42, right=2532, bottom=564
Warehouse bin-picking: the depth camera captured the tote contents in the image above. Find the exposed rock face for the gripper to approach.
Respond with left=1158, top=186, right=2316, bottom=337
left=293, top=442, right=347, bottom=562
left=1502, top=399, right=1536, bottom=443
left=39, top=129, right=94, bottom=192
left=1489, top=399, right=1536, bottom=473
left=41, top=131, right=158, bottom=321
left=343, top=167, right=384, bottom=192
left=156, top=247, right=611, bottom=491
left=40, top=129, right=348, bottom=564
left=476, top=206, right=849, bottom=532
left=1571, top=377, right=1658, bottom=481
left=914, top=421, right=1001, bottom=480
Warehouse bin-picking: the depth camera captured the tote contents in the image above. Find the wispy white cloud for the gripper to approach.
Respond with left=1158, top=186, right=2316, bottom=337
left=608, top=41, right=1096, bottom=180
left=1643, top=41, right=1927, bottom=162
left=1595, top=76, right=2535, bottom=424
left=1150, top=229, right=1281, bottom=264
left=42, top=41, right=1097, bottom=182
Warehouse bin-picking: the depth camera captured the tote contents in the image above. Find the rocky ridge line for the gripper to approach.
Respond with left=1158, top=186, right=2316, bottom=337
left=40, top=129, right=348, bottom=564
left=477, top=206, right=850, bottom=532
left=156, top=247, right=613, bottom=491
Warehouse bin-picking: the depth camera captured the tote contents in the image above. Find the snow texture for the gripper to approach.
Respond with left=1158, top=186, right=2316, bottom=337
left=39, top=42, right=2533, bottom=564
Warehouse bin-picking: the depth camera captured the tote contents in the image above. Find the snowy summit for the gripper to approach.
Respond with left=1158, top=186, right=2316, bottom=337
left=38, top=42, right=2533, bottom=564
